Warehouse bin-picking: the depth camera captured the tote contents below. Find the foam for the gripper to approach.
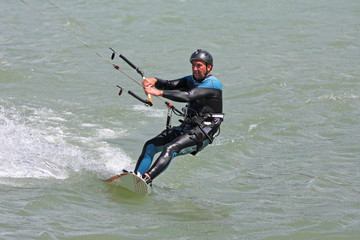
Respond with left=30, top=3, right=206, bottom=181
left=0, top=101, right=131, bottom=181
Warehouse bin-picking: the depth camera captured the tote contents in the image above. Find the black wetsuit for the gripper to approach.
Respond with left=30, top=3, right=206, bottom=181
left=134, top=74, right=223, bottom=180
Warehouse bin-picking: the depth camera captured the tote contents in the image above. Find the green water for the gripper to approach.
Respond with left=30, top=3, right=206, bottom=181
left=1, top=0, right=360, bottom=239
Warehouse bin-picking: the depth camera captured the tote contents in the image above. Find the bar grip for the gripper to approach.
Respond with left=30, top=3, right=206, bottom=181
left=128, top=90, right=153, bottom=106
left=120, top=54, right=137, bottom=69
left=119, top=54, right=145, bottom=77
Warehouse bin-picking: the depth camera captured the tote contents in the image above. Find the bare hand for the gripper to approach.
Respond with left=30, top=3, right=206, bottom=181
left=142, top=78, right=157, bottom=88
left=144, top=86, right=163, bottom=96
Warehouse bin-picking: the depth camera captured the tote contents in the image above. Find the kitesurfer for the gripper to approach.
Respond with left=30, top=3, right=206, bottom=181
left=134, top=49, right=224, bottom=185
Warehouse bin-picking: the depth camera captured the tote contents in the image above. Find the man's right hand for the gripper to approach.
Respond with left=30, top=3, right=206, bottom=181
left=142, top=78, right=157, bottom=88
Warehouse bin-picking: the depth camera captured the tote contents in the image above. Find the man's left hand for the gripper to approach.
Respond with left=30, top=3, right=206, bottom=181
left=144, top=87, right=163, bottom=96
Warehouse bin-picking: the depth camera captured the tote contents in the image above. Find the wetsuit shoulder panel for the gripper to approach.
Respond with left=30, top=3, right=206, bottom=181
left=198, top=76, right=222, bottom=91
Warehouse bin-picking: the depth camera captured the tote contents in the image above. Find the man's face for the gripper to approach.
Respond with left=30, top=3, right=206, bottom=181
left=191, top=60, right=211, bottom=81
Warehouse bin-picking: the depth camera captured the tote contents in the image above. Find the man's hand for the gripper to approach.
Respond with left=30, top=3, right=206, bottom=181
left=144, top=86, right=163, bottom=96
left=143, top=78, right=163, bottom=96
left=142, top=78, right=157, bottom=88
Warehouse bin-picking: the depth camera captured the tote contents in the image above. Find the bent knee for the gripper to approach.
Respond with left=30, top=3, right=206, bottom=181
left=163, top=142, right=181, bottom=156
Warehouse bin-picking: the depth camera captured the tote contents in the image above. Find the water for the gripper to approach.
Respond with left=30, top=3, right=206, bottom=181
left=1, top=0, right=360, bottom=239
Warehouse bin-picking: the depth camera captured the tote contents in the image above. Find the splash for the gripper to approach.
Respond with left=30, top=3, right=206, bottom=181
left=0, top=107, right=70, bottom=179
left=0, top=101, right=131, bottom=181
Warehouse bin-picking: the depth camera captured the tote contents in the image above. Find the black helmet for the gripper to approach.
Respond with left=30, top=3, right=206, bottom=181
left=189, top=49, right=213, bottom=66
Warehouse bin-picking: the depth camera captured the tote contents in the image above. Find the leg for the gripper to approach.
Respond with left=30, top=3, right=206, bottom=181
left=134, top=142, right=157, bottom=175
left=134, top=128, right=181, bottom=175
left=146, top=129, right=203, bottom=180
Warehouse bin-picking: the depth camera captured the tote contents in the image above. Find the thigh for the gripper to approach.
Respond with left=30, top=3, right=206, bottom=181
left=168, top=130, right=201, bottom=156
left=147, top=127, right=183, bottom=148
left=176, top=126, right=210, bottom=155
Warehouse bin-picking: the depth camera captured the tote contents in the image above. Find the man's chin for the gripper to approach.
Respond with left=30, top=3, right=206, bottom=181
left=193, top=74, right=203, bottom=81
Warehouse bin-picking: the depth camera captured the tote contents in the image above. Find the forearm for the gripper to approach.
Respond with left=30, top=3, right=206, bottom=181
left=162, top=90, right=191, bottom=102
left=162, top=87, right=220, bottom=103
left=154, top=77, right=187, bottom=90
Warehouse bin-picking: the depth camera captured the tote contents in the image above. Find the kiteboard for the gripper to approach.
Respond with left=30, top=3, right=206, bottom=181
left=105, top=171, right=152, bottom=195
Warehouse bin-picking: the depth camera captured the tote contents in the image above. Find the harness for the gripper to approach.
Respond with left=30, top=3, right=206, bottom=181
left=166, top=106, right=224, bottom=155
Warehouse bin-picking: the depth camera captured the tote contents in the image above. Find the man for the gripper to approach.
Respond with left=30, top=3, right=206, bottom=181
left=133, top=49, right=224, bottom=185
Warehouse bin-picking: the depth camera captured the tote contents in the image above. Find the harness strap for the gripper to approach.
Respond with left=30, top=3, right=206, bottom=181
left=166, top=107, right=173, bottom=141
left=188, top=113, right=225, bottom=155
left=189, top=128, right=204, bottom=155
